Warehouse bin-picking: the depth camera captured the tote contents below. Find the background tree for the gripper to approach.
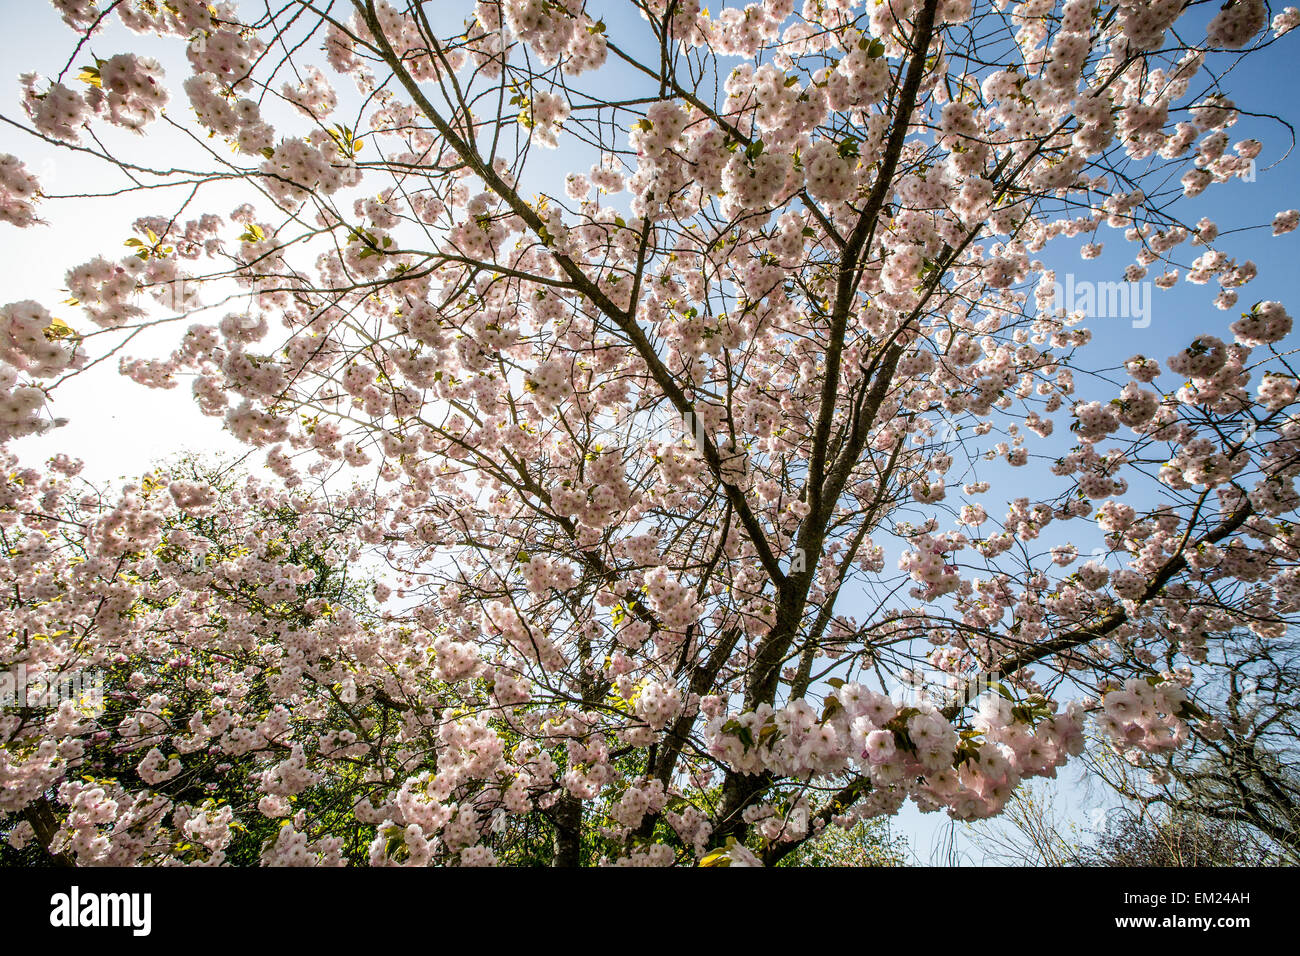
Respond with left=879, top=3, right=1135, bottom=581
left=1086, top=628, right=1300, bottom=863
left=963, top=776, right=1281, bottom=865
left=0, top=454, right=398, bottom=865
left=774, top=816, right=907, bottom=867
left=961, top=781, right=1085, bottom=866
left=1073, top=806, right=1275, bottom=867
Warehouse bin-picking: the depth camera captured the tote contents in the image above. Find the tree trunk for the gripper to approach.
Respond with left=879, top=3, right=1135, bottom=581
left=551, top=793, right=583, bottom=867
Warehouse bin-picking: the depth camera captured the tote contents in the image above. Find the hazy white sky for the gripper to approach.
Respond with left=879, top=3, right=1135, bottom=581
left=0, top=4, right=245, bottom=480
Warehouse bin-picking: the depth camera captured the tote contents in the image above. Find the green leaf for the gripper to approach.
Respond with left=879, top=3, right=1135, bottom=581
left=43, top=316, right=76, bottom=341
left=699, top=847, right=730, bottom=867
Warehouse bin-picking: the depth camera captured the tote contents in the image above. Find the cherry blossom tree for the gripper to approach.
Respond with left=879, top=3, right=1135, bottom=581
left=0, top=455, right=397, bottom=865
left=2, top=0, right=1300, bottom=866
